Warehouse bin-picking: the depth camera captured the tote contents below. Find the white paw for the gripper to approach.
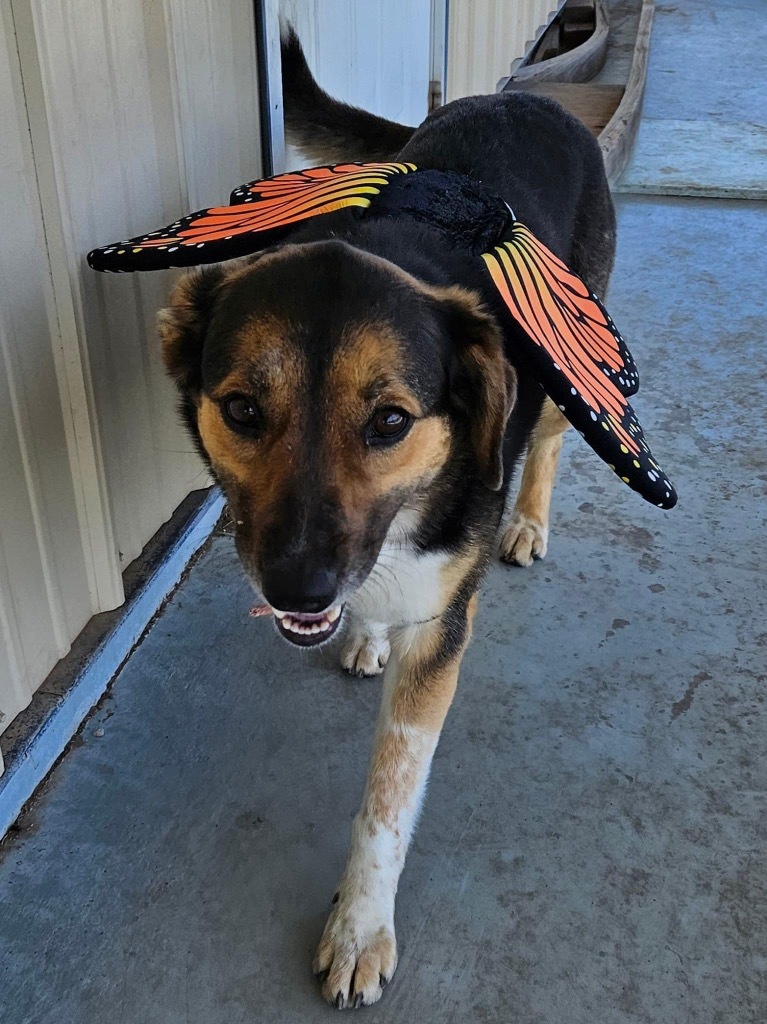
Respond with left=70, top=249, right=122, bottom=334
left=314, top=895, right=397, bottom=1008
left=500, top=513, right=549, bottom=567
left=340, top=627, right=390, bottom=678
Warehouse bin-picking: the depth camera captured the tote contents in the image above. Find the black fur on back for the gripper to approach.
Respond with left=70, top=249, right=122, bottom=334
left=281, top=28, right=615, bottom=295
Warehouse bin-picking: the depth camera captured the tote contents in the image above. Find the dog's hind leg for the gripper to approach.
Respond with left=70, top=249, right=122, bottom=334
left=314, top=595, right=476, bottom=1007
left=500, top=398, right=569, bottom=567
left=341, top=615, right=390, bottom=678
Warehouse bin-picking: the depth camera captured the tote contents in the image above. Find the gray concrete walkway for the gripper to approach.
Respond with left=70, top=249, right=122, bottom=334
left=617, top=0, right=767, bottom=197
left=3, top=3, right=767, bottom=1014
left=1, top=193, right=765, bottom=1024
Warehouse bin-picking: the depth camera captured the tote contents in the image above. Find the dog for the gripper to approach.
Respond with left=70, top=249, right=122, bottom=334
left=154, top=29, right=617, bottom=1008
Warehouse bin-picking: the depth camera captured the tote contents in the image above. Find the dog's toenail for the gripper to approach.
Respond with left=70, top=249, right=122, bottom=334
left=336, top=991, right=344, bottom=1009
left=332, top=891, right=339, bottom=904
left=354, top=993, right=364, bottom=1008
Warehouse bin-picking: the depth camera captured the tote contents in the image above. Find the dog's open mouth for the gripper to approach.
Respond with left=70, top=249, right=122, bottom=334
left=267, top=605, right=344, bottom=647
left=273, top=606, right=343, bottom=646
left=250, top=602, right=344, bottom=646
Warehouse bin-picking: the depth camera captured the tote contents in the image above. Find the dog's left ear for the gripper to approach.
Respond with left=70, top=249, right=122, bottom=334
left=156, top=266, right=227, bottom=395
left=435, top=286, right=517, bottom=490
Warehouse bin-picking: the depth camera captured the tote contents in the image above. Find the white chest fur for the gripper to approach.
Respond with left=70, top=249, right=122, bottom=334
left=348, top=515, right=451, bottom=629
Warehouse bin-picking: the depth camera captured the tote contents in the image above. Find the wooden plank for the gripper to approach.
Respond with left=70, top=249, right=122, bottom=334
left=564, top=2, right=597, bottom=24
left=510, top=0, right=608, bottom=84
left=600, top=0, right=655, bottom=184
left=503, top=81, right=624, bottom=136
left=528, top=18, right=562, bottom=66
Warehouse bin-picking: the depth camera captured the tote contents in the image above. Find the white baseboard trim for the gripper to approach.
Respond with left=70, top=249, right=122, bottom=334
left=0, top=488, right=225, bottom=841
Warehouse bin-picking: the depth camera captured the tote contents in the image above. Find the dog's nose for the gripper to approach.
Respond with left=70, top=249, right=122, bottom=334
left=260, top=566, right=339, bottom=614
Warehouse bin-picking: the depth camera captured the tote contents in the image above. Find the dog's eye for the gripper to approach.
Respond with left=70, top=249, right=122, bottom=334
left=366, top=407, right=413, bottom=446
left=221, top=395, right=261, bottom=433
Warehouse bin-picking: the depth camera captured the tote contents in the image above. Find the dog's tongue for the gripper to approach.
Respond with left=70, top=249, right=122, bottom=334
left=249, top=604, right=328, bottom=622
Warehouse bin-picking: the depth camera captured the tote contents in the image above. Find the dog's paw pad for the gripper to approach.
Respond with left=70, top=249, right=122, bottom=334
left=314, top=903, right=397, bottom=1008
left=500, top=514, right=549, bottom=567
left=340, top=632, right=390, bottom=678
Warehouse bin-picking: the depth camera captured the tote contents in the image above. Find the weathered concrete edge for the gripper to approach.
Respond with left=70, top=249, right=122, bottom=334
left=614, top=181, right=767, bottom=200
left=0, top=488, right=226, bottom=841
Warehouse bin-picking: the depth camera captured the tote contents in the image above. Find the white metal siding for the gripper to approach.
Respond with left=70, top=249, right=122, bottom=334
left=446, top=0, right=558, bottom=100
left=0, top=4, right=97, bottom=749
left=26, top=0, right=263, bottom=571
left=0, top=0, right=263, bottom=753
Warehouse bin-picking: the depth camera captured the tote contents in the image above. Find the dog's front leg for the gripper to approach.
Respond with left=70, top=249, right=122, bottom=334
left=314, top=596, right=476, bottom=1008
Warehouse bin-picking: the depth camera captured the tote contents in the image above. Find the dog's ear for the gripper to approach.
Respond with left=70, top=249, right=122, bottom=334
left=156, top=267, right=226, bottom=394
left=435, top=286, right=517, bottom=491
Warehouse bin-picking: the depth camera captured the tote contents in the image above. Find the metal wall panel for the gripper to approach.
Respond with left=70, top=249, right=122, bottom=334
left=0, top=0, right=263, bottom=750
left=0, top=5, right=96, bottom=750
left=25, top=0, right=263, bottom=571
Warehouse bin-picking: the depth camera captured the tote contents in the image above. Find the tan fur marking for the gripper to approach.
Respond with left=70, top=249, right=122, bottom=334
left=439, top=545, right=481, bottom=612
left=325, top=322, right=453, bottom=527
left=365, top=729, right=424, bottom=830
left=361, top=591, right=476, bottom=822
left=501, top=398, right=570, bottom=565
left=197, top=316, right=306, bottom=553
left=316, top=571, right=478, bottom=1005
left=515, top=398, right=569, bottom=525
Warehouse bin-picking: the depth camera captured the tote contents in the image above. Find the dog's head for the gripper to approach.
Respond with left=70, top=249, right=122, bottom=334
left=158, top=241, right=515, bottom=645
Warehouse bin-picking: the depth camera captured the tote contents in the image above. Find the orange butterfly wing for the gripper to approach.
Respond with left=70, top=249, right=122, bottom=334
left=88, top=162, right=415, bottom=272
left=482, top=224, right=676, bottom=508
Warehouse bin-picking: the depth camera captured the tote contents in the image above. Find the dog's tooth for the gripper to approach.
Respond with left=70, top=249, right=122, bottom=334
left=317, top=620, right=330, bottom=632
left=273, top=609, right=286, bottom=620
left=327, top=607, right=341, bottom=623
left=309, top=623, right=321, bottom=634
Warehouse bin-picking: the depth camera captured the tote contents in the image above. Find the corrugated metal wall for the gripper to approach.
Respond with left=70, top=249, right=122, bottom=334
left=446, top=0, right=558, bottom=99
left=0, top=0, right=264, bottom=762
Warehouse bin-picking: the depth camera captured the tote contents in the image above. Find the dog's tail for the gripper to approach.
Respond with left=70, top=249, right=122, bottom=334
left=280, top=24, right=416, bottom=164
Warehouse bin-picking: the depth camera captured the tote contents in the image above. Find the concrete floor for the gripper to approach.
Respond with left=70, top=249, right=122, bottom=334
left=618, top=0, right=767, bottom=197
left=1, top=194, right=766, bottom=1024
left=3, top=3, right=767, bottom=1015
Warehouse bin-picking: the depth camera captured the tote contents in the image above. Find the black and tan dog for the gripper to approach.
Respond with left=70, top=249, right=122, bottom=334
left=155, top=32, right=618, bottom=1008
